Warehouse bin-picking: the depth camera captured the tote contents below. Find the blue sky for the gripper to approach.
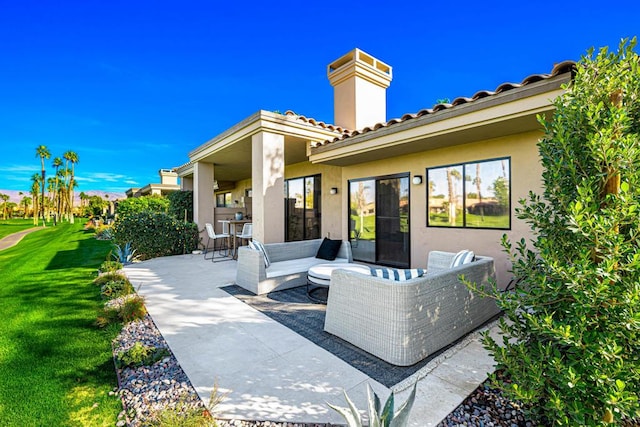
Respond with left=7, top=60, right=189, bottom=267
left=1, top=1, right=638, bottom=196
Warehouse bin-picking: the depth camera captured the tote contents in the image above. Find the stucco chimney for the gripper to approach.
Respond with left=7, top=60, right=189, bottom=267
left=159, top=169, right=178, bottom=185
left=327, top=48, right=392, bottom=130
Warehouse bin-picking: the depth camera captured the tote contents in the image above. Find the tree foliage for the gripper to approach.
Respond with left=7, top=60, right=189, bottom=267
left=115, top=195, right=169, bottom=217
left=112, top=211, right=199, bottom=260
left=470, top=38, right=640, bottom=425
left=167, top=190, right=194, bottom=222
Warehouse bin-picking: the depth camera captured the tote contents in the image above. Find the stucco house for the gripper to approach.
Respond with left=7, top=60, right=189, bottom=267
left=174, top=48, right=575, bottom=286
left=125, top=168, right=181, bottom=198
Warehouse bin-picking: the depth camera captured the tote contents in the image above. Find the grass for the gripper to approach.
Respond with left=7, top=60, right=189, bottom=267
left=0, top=220, right=122, bottom=426
left=429, top=213, right=509, bottom=228
left=0, top=218, right=40, bottom=240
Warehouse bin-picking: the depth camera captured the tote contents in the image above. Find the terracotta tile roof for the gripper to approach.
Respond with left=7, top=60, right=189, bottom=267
left=313, top=60, right=576, bottom=147
left=283, top=110, right=351, bottom=136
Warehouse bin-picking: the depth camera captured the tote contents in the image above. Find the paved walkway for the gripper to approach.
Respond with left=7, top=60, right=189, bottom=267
left=0, top=226, right=43, bottom=251
left=124, top=254, right=499, bottom=426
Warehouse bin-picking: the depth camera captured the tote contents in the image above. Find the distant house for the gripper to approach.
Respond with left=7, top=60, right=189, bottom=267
left=174, top=48, right=575, bottom=286
left=125, top=169, right=181, bottom=198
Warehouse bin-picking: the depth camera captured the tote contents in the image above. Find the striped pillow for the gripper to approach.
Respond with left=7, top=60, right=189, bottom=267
left=248, top=239, right=271, bottom=268
left=450, top=250, right=475, bottom=268
left=370, top=267, right=426, bottom=281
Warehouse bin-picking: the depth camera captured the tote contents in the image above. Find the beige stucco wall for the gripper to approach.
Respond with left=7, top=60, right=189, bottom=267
left=340, top=130, right=544, bottom=287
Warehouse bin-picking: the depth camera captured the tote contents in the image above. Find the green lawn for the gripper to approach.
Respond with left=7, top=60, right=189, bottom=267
left=0, top=220, right=122, bottom=426
left=429, top=213, right=509, bottom=228
left=0, top=218, right=40, bottom=240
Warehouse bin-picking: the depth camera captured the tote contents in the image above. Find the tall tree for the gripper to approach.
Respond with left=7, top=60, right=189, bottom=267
left=30, top=173, right=41, bottom=226
left=35, top=145, right=50, bottom=226
left=63, top=151, right=79, bottom=224
left=20, top=196, right=32, bottom=219
left=0, top=193, right=9, bottom=220
left=52, top=157, right=63, bottom=218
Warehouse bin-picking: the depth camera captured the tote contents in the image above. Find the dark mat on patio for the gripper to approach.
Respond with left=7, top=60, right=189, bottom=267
left=221, top=284, right=447, bottom=388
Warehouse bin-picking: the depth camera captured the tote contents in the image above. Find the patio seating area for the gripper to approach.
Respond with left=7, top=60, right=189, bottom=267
left=124, top=253, right=501, bottom=426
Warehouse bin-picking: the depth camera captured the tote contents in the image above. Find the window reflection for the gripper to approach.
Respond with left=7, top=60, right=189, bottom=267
left=427, top=158, right=510, bottom=229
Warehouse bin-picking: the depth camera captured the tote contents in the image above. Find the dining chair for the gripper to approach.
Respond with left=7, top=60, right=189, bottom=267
left=235, top=223, right=252, bottom=249
left=204, top=223, right=231, bottom=262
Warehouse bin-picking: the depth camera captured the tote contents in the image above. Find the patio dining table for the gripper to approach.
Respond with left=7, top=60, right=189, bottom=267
left=218, top=219, right=252, bottom=259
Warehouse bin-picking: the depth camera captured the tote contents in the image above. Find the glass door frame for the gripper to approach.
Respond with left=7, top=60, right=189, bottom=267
left=284, top=173, right=322, bottom=242
left=347, top=172, right=411, bottom=268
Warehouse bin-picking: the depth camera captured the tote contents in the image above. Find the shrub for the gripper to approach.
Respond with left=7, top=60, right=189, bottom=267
left=97, top=294, right=146, bottom=327
left=468, top=38, right=640, bottom=425
left=112, top=211, right=199, bottom=260
left=93, top=271, right=129, bottom=286
left=147, top=383, right=225, bottom=427
left=116, top=195, right=169, bottom=218
left=95, top=224, right=113, bottom=240
left=168, top=190, right=194, bottom=223
left=100, top=280, right=134, bottom=299
left=116, top=342, right=170, bottom=368
left=99, top=260, right=122, bottom=273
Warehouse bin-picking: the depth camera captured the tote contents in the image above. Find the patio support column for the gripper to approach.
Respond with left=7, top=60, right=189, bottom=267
left=193, top=161, right=215, bottom=243
left=181, top=176, right=193, bottom=191
left=252, top=131, right=285, bottom=243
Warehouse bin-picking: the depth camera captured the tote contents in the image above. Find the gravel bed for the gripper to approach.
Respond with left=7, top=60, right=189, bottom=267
left=112, top=313, right=615, bottom=427
left=437, top=380, right=535, bottom=427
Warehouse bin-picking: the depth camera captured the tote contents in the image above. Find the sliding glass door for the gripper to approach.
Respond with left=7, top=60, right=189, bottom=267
left=285, top=175, right=321, bottom=241
left=348, top=174, right=410, bottom=267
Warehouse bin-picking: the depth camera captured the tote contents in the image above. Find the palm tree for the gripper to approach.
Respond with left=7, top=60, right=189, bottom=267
left=63, top=151, right=79, bottom=224
left=446, top=167, right=462, bottom=226
left=52, top=157, right=62, bottom=219
left=20, top=196, right=32, bottom=219
left=30, top=173, right=41, bottom=226
left=0, top=193, right=9, bottom=220
left=79, top=191, right=88, bottom=217
left=36, top=145, right=50, bottom=226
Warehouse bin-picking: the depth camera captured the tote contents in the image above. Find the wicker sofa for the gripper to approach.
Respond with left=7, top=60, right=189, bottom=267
left=235, top=239, right=353, bottom=295
left=324, top=251, right=500, bottom=366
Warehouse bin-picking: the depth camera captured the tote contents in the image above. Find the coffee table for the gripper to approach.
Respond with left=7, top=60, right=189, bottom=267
left=306, top=262, right=370, bottom=303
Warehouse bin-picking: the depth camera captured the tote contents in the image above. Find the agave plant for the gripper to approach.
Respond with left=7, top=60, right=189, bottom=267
left=112, top=241, right=137, bottom=265
left=328, top=383, right=417, bottom=427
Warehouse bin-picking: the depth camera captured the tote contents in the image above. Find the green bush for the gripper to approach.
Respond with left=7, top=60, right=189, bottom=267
left=100, top=280, right=134, bottom=299
left=99, top=260, right=122, bottom=273
left=97, top=294, right=146, bottom=327
left=116, top=195, right=169, bottom=217
left=112, top=211, right=199, bottom=260
left=116, top=342, right=170, bottom=368
left=93, top=271, right=129, bottom=286
left=468, top=38, right=640, bottom=425
left=168, top=190, right=193, bottom=223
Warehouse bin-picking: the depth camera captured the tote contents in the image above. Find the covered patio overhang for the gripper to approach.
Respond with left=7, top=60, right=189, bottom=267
left=176, top=110, right=342, bottom=243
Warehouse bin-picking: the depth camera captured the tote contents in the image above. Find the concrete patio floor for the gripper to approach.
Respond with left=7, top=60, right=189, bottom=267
left=124, top=253, right=500, bottom=426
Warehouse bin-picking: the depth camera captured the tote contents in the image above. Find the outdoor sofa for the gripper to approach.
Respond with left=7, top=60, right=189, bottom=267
left=235, top=238, right=352, bottom=295
left=324, top=250, right=500, bottom=366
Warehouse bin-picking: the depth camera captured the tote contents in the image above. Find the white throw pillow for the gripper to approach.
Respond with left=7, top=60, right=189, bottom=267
left=249, top=239, right=271, bottom=268
left=450, top=250, right=475, bottom=268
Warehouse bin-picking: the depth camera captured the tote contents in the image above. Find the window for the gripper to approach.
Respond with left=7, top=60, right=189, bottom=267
left=427, top=157, right=510, bottom=229
left=216, top=192, right=232, bottom=207
left=285, top=174, right=321, bottom=241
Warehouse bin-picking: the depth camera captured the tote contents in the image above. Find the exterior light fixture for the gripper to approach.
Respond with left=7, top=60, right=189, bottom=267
left=330, top=187, right=338, bottom=195
left=412, top=175, right=423, bottom=185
